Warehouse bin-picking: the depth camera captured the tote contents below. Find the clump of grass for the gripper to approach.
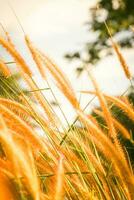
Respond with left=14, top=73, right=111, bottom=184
left=0, top=32, right=133, bottom=200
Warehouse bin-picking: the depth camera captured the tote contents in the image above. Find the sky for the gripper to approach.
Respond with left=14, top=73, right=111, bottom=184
left=0, top=0, right=134, bottom=124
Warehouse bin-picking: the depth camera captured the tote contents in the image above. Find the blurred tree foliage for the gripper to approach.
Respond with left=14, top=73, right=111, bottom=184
left=65, top=0, right=134, bottom=75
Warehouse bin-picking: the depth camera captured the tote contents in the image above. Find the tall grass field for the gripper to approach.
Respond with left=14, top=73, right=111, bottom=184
left=0, top=29, right=134, bottom=200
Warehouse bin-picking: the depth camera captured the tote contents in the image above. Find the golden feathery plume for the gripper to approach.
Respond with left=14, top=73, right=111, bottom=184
left=94, top=109, right=130, bottom=140
left=88, top=71, right=118, bottom=141
left=0, top=36, right=32, bottom=76
left=0, top=98, right=31, bottom=117
left=105, top=22, right=131, bottom=80
left=0, top=104, right=44, bottom=151
left=81, top=91, right=134, bottom=122
left=0, top=116, right=40, bottom=200
left=25, top=36, right=46, bottom=79
left=37, top=50, right=79, bottom=109
left=104, top=94, right=134, bottom=121
left=0, top=59, right=11, bottom=77
left=54, top=154, right=65, bottom=200
left=0, top=23, right=14, bottom=48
